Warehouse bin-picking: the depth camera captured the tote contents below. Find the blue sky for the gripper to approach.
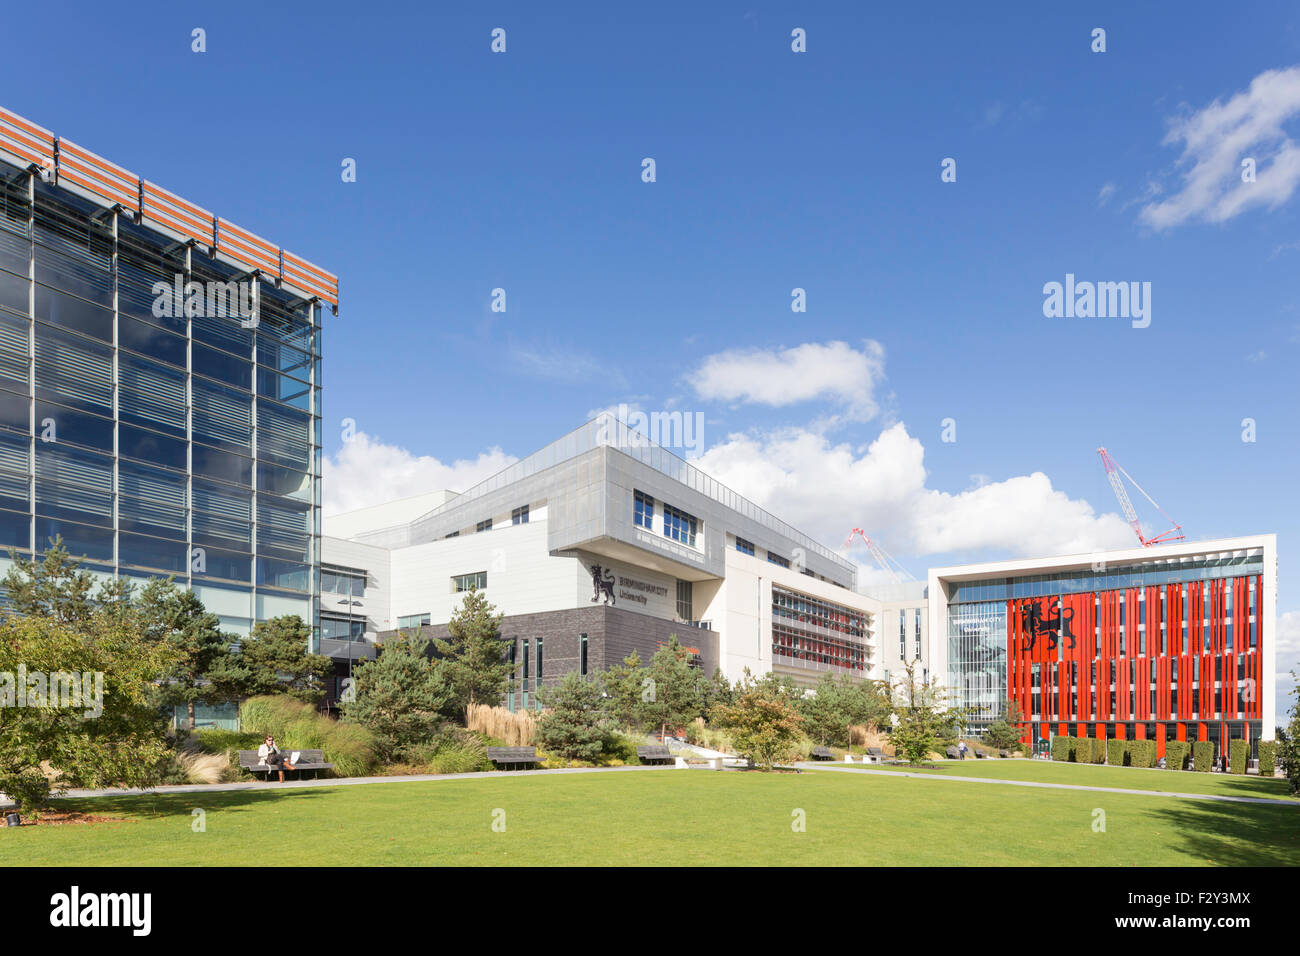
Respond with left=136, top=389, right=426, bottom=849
left=8, top=1, right=1299, bottom=719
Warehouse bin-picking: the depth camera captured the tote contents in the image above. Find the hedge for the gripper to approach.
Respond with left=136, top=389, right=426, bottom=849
left=1127, top=739, right=1157, bottom=769
left=1258, top=741, right=1277, bottom=777
left=1106, top=738, right=1127, bottom=766
left=1192, top=740, right=1214, bottom=773
left=1229, top=739, right=1248, bottom=775
left=1050, top=736, right=1070, bottom=762
left=1071, top=736, right=1091, bottom=763
left=1165, top=739, right=1190, bottom=771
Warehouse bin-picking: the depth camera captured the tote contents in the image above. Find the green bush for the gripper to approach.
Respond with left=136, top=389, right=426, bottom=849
left=1106, top=739, right=1127, bottom=766
left=429, top=732, right=489, bottom=774
left=1050, top=736, right=1069, bottom=762
left=1192, top=741, right=1214, bottom=772
left=1258, top=741, right=1277, bottom=777
left=600, top=730, right=644, bottom=765
left=1091, top=738, right=1106, bottom=764
left=1127, top=739, right=1156, bottom=769
left=239, top=695, right=315, bottom=741
left=0, top=767, right=52, bottom=814
left=1071, top=736, right=1092, bottom=763
left=1165, top=739, right=1190, bottom=771
left=1229, top=739, right=1248, bottom=775
left=193, top=729, right=264, bottom=755
left=320, top=722, right=378, bottom=777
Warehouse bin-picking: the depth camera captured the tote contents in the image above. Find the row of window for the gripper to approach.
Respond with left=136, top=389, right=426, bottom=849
left=633, top=490, right=700, bottom=549
left=321, top=567, right=366, bottom=598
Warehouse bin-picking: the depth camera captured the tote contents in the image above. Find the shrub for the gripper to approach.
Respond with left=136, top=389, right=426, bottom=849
left=194, top=729, right=264, bottom=755
left=321, top=722, right=378, bottom=777
left=1071, top=737, right=1091, bottom=763
left=1164, top=739, right=1189, bottom=771
left=466, top=703, right=536, bottom=746
left=429, top=732, right=489, bottom=774
left=1258, top=741, right=1277, bottom=777
left=1229, top=739, right=1248, bottom=775
left=1192, top=741, right=1214, bottom=772
left=1050, top=736, right=1069, bottom=762
left=536, top=673, right=610, bottom=762
left=239, top=695, right=315, bottom=741
left=600, top=730, right=643, bottom=765
left=174, top=751, right=231, bottom=785
left=1127, top=739, right=1156, bottom=769
left=1106, top=739, right=1127, bottom=766
left=0, top=767, right=52, bottom=814
left=1091, top=739, right=1106, bottom=764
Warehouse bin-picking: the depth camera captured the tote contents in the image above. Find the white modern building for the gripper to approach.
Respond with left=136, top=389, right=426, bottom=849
left=321, top=416, right=1277, bottom=760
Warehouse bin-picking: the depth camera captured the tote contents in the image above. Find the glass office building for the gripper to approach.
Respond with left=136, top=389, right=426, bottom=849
left=0, top=106, right=337, bottom=644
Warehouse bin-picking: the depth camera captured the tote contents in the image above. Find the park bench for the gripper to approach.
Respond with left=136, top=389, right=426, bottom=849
left=999, top=750, right=1011, bottom=758
left=238, top=749, right=333, bottom=780
left=945, top=746, right=960, bottom=759
left=487, top=746, right=539, bottom=770
left=864, top=747, right=885, bottom=764
left=975, top=750, right=988, bottom=759
left=810, top=746, right=835, bottom=761
left=636, top=745, right=675, bottom=765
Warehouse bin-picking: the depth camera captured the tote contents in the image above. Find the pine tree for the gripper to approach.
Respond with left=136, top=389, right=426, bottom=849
left=240, top=615, right=333, bottom=703
left=434, top=588, right=511, bottom=721
left=603, top=649, right=646, bottom=732
left=537, top=672, right=610, bottom=762
left=342, top=634, right=451, bottom=762
left=637, top=635, right=702, bottom=739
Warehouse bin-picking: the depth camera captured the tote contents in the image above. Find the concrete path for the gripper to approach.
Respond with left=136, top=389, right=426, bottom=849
left=795, top=762, right=1299, bottom=807
left=0, top=764, right=680, bottom=807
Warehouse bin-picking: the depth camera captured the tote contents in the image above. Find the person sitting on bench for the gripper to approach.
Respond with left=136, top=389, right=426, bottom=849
left=258, top=735, right=297, bottom=781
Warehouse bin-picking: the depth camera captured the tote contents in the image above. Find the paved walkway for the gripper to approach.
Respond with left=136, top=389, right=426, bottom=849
left=2, top=764, right=680, bottom=806
left=794, top=762, right=1299, bottom=807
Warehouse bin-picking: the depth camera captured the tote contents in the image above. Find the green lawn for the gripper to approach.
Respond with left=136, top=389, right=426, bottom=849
left=5, top=767, right=1298, bottom=866
left=829, top=758, right=1296, bottom=800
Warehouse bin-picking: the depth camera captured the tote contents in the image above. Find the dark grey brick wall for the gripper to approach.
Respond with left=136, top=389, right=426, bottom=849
left=378, top=606, right=718, bottom=698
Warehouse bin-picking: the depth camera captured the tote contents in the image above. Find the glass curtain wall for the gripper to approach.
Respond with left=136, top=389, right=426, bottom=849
left=0, top=160, right=321, bottom=639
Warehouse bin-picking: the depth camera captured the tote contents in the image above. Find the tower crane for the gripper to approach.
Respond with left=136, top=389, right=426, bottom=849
left=1097, top=447, right=1184, bottom=548
left=843, top=528, right=916, bottom=584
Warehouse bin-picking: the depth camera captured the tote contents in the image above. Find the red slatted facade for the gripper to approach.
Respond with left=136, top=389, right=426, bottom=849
left=1005, top=574, right=1262, bottom=758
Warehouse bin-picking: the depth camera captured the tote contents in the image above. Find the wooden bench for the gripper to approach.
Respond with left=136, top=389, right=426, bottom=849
left=999, top=749, right=1011, bottom=758
left=864, top=747, right=885, bottom=764
left=810, top=746, right=835, bottom=761
left=487, top=746, right=539, bottom=770
left=636, top=745, right=674, bottom=765
left=975, top=750, right=988, bottom=759
left=946, top=746, right=960, bottom=759
left=238, top=749, right=333, bottom=780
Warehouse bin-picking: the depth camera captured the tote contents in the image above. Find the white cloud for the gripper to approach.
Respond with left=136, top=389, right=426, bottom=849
left=1097, top=181, right=1117, bottom=206
left=1141, top=66, right=1300, bottom=229
left=695, top=422, right=1134, bottom=564
left=692, top=340, right=886, bottom=423
left=322, top=431, right=516, bottom=516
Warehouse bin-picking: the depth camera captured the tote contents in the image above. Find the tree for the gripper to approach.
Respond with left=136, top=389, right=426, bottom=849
left=2, top=540, right=98, bottom=625
left=603, top=650, right=646, bottom=733
left=136, top=578, right=244, bottom=730
left=341, top=633, right=451, bottom=763
left=537, top=673, right=611, bottom=762
left=1281, top=672, right=1300, bottom=795
left=985, top=698, right=1027, bottom=752
left=710, top=670, right=805, bottom=770
left=697, top=667, right=734, bottom=715
left=637, top=635, right=703, bottom=738
left=0, top=595, right=178, bottom=814
left=886, top=660, right=965, bottom=766
left=433, top=588, right=511, bottom=720
left=800, top=672, right=850, bottom=745
left=239, top=615, right=333, bottom=703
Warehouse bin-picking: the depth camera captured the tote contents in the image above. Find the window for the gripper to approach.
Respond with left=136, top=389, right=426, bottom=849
left=634, top=490, right=654, bottom=530
left=476, top=518, right=492, bottom=533
left=511, top=505, right=529, bottom=525
left=676, top=580, right=693, bottom=622
left=321, top=567, right=366, bottom=598
left=899, top=612, right=906, bottom=658
left=914, top=608, right=922, bottom=659
left=580, top=633, right=588, bottom=676
left=735, top=537, right=755, bottom=556
left=452, top=571, right=487, bottom=592
left=320, top=615, right=364, bottom=642
left=397, top=613, right=431, bottom=629
left=767, top=551, right=790, bottom=569
left=536, top=638, right=543, bottom=695
left=662, top=503, right=698, bottom=547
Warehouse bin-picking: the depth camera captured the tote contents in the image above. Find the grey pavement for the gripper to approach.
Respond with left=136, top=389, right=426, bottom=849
left=795, top=762, right=1299, bottom=807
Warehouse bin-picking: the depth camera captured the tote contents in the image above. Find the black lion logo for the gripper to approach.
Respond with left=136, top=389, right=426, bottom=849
left=1021, top=598, right=1077, bottom=653
left=589, top=563, right=615, bottom=605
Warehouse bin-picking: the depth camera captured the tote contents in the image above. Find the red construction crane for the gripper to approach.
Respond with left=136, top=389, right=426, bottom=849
left=843, top=528, right=915, bottom=584
left=1097, top=447, right=1184, bottom=548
